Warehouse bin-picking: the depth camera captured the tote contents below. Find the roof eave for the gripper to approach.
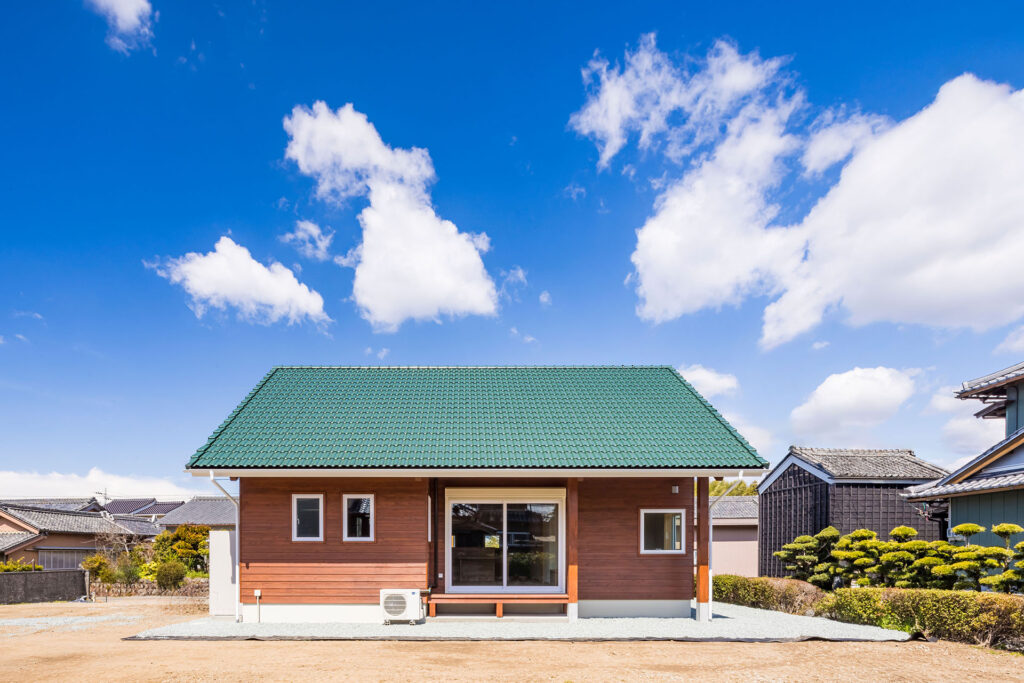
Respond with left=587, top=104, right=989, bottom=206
left=189, top=466, right=767, bottom=478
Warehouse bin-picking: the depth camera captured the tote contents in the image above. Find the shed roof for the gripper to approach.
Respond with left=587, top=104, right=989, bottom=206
left=711, top=496, right=758, bottom=519
left=159, top=497, right=236, bottom=527
left=187, top=366, right=767, bottom=471
left=787, top=447, right=947, bottom=480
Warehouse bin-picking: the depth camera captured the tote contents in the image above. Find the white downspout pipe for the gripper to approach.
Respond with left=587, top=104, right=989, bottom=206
left=209, top=471, right=241, bottom=623
left=706, top=471, right=744, bottom=618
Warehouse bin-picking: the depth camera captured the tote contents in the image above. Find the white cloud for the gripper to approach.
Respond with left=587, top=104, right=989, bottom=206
left=927, top=385, right=1004, bottom=458
left=13, top=311, right=43, bottom=320
left=679, top=364, right=739, bottom=398
left=811, top=340, right=830, bottom=350
left=150, top=236, right=330, bottom=326
left=539, top=290, right=552, bottom=306
left=500, top=266, right=528, bottom=300
left=801, top=111, right=890, bottom=175
left=280, top=220, right=335, bottom=261
left=574, top=37, right=1024, bottom=349
left=284, top=102, right=497, bottom=331
left=564, top=183, right=586, bottom=200
left=722, top=412, right=774, bottom=457
left=0, top=467, right=206, bottom=500
left=14, top=334, right=28, bottom=343
left=791, top=367, right=917, bottom=442
left=0, top=336, right=5, bottom=344
left=376, top=347, right=389, bottom=359
left=995, top=325, right=1024, bottom=354
left=86, top=0, right=153, bottom=53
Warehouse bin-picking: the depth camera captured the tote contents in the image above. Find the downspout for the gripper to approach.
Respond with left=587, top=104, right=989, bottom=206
left=209, top=471, right=241, bottom=623
left=706, top=472, right=744, bottom=615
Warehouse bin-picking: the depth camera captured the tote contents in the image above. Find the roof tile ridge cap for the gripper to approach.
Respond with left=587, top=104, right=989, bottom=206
left=666, top=366, right=765, bottom=464
left=188, top=367, right=281, bottom=468
left=262, top=364, right=671, bottom=369
left=0, top=504, right=105, bottom=517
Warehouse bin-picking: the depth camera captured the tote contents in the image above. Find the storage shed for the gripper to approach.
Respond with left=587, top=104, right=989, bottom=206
left=758, top=447, right=946, bottom=577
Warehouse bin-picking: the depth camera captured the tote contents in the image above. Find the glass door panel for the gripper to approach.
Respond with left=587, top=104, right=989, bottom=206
left=450, top=502, right=503, bottom=587
left=506, top=503, right=559, bottom=588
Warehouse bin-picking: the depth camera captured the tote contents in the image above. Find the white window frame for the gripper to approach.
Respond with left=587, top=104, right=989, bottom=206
left=444, top=487, right=566, bottom=595
left=291, top=493, right=324, bottom=542
left=343, top=493, right=375, bottom=542
left=639, top=508, right=687, bottom=555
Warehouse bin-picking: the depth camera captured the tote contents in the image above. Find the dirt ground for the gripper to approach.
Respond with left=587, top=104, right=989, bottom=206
left=0, top=598, right=1019, bottom=682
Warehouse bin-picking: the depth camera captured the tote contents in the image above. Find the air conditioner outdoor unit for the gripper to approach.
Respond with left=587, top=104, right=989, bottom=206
left=380, top=589, right=422, bottom=625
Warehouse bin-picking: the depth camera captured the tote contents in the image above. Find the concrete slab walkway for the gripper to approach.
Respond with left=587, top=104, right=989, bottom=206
left=128, top=603, right=909, bottom=642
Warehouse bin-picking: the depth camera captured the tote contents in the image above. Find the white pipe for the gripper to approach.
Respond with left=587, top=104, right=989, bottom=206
left=706, top=471, right=745, bottom=617
left=209, top=471, right=241, bottom=623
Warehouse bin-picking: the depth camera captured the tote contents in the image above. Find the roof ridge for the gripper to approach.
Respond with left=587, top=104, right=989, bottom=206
left=270, top=365, right=678, bottom=369
left=666, top=366, right=766, bottom=465
left=792, top=446, right=915, bottom=455
left=0, top=504, right=106, bottom=518
left=188, top=367, right=281, bottom=467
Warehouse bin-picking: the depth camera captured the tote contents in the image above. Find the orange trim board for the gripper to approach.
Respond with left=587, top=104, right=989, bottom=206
left=951, top=431, right=1024, bottom=484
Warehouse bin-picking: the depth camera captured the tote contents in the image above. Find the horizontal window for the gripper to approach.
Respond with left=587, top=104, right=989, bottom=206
left=292, top=494, right=323, bottom=542
left=344, top=494, right=374, bottom=542
left=640, top=508, right=686, bottom=554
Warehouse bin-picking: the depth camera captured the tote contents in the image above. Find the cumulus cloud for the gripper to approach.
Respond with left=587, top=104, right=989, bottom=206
left=790, top=367, right=917, bottom=442
left=284, top=102, right=497, bottom=331
left=0, top=467, right=207, bottom=499
left=995, top=325, right=1024, bottom=354
left=280, top=220, right=335, bottom=261
left=573, top=36, right=1024, bottom=349
left=811, top=341, right=830, bottom=350
left=927, top=386, right=1004, bottom=458
left=539, top=290, right=552, bottom=306
left=86, top=0, right=153, bottom=53
left=679, top=364, right=739, bottom=398
left=150, top=236, right=330, bottom=326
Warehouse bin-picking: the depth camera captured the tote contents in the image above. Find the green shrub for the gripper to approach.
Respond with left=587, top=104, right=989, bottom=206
left=155, top=560, right=187, bottom=589
left=0, top=558, right=43, bottom=572
left=713, top=575, right=826, bottom=616
left=818, top=588, right=1024, bottom=652
left=154, top=525, right=210, bottom=572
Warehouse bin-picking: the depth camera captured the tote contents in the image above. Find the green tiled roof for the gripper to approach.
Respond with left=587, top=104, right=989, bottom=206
left=187, top=366, right=767, bottom=470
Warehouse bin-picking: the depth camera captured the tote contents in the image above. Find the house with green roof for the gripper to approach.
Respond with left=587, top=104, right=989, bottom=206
left=187, top=366, right=767, bottom=623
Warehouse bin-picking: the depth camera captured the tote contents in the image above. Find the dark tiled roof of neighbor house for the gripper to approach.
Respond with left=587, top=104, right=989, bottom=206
left=141, top=501, right=184, bottom=515
left=103, top=498, right=156, bottom=514
left=187, top=366, right=768, bottom=470
left=0, top=497, right=100, bottom=512
left=788, top=447, right=947, bottom=481
left=711, top=496, right=758, bottom=519
left=0, top=532, right=40, bottom=553
left=0, top=505, right=161, bottom=537
left=159, top=497, right=236, bottom=527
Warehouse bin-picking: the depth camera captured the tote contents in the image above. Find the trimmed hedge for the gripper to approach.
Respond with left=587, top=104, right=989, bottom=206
left=819, top=588, right=1024, bottom=652
left=713, top=574, right=825, bottom=616
left=714, top=574, right=1024, bottom=652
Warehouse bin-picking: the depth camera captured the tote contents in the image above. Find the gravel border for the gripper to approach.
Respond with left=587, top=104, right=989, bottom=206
left=127, top=603, right=910, bottom=643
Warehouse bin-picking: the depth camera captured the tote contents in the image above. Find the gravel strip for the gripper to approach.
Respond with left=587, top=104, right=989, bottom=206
left=128, top=603, right=909, bottom=642
left=0, top=614, right=142, bottom=637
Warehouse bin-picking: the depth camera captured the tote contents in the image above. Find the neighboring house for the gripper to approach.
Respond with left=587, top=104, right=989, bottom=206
left=711, top=496, right=758, bottom=577
left=159, top=496, right=236, bottom=531
left=906, top=361, right=1024, bottom=547
left=0, top=504, right=162, bottom=569
left=0, top=497, right=104, bottom=512
left=759, top=447, right=947, bottom=577
left=186, top=366, right=767, bottom=623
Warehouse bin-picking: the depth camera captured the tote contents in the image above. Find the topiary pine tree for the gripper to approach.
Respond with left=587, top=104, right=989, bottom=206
left=951, top=523, right=986, bottom=544
left=773, top=535, right=820, bottom=581
left=991, top=523, right=1024, bottom=549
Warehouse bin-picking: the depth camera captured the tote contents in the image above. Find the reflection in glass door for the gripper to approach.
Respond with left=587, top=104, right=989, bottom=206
left=450, top=503, right=504, bottom=587
left=507, top=503, right=559, bottom=588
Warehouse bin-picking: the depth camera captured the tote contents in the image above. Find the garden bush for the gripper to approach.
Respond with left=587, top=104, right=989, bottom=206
left=713, top=574, right=826, bottom=615
left=153, top=525, right=210, bottom=572
left=155, top=560, right=187, bottom=589
left=818, top=588, right=1024, bottom=652
left=0, top=561, right=42, bottom=573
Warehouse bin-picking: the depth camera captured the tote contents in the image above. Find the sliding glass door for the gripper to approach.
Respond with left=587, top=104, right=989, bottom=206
left=446, top=490, right=565, bottom=594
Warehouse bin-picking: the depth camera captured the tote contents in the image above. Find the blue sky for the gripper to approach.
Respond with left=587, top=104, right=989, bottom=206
left=3, top=1, right=1024, bottom=498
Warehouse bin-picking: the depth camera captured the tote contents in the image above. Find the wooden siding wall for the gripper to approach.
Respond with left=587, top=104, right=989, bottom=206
left=828, top=485, right=943, bottom=541
left=950, top=490, right=1024, bottom=547
left=759, top=465, right=829, bottom=577
left=578, top=478, right=694, bottom=600
left=239, top=477, right=429, bottom=604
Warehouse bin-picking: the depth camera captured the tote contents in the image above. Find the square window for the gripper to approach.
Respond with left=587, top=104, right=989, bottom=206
left=640, top=508, right=686, bottom=554
left=292, top=494, right=323, bottom=541
left=344, top=494, right=375, bottom=541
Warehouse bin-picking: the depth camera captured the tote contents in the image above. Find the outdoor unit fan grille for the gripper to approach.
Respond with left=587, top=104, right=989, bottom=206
left=383, top=593, right=409, bottom=617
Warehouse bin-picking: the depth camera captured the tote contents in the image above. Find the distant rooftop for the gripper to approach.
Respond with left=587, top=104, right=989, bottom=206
left=0, top=504, right=161, bottom=537
left=711, top=495, right=758, bottom=520
left=0, top=497, right=100, bottom=512
left=786, top=446, right=947, bottom=481
left=159, top=496, right=236, bottom=528
left=103, top=498, right=156, bottom=515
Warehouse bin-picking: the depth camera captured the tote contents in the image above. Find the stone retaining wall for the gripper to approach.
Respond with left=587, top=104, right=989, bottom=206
left=90, top=577, right=208, bottom=597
